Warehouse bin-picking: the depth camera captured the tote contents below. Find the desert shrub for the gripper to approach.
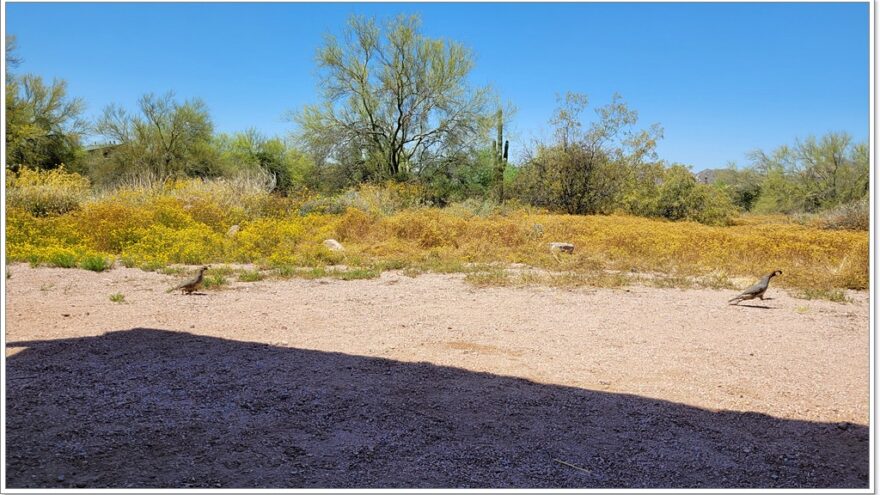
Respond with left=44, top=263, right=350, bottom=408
left=6, top=166, right=91, bottom=216
left=120, top=224, right=228, bottom=269
left=72, top=201, right=162, bottom=252
left=237, top=270, right=264, bottom=282
left=323, top=182, right=425, bottom=216
left=17, top=245, right=109, bottom=270
left=382, top=209, right=467, bottom=248
left=652, top=165, right=737, bottom=226
left=203, top=272, right=228, bottom=290
left=334, top=208, right=377, bottom=242
left=79, top=254, right=113, bottom=272
left=4, top=175, right=867, bottom=293
left=231, top=218, right=308, bottom=262
left=814, top=198, right=869, bottom=231
left=46, top=248, right=78, bottom=268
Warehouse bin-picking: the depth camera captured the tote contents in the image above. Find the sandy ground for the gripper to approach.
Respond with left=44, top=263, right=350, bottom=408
left=4, top=264, right=870, bottom=488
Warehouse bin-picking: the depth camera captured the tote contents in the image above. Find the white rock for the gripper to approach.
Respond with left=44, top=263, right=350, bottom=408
left=226, top=224, right=240, bottom=238
left=323, top=239, right=345, bottom=251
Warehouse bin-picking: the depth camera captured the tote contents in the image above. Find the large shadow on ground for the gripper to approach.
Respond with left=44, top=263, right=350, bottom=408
left=5, top=328, right=868, bottom=488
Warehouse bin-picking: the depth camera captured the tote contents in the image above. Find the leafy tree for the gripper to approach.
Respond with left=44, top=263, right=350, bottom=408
left=748, top=132, right=868, bottom=214
left=713, top=163, right=763, bottom=211
left=653, top=164, right=735, bottom=225
left=214, top=129, right=316, bottom=193
left=5, top=37, right=87, bottom=171
left=795, top=133, right=868, bottom=208
left=419, top=147, right=495, bottom=205
left=294, top=14, right=492, bottom=181
left=513, top=92, right=662, bottom=215
left=5, top=35, right=22, bottom=77
left=91, top=92, right=218, bottom=183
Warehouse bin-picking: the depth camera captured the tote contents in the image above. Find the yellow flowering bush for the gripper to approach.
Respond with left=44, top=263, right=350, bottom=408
left=4, top=179, right=868, bottom=292
left=121, top=224, right=228, bottom=269
left=6, top=167, right=91, bottom=216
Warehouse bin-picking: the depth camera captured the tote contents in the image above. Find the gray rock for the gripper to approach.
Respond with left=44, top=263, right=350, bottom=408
left=323, top=239, right=345, bottom=252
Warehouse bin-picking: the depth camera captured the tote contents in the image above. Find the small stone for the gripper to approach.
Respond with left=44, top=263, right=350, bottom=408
left=226, top=225, right=240, bottom=238
left=57, top=474, right=65, bottom=482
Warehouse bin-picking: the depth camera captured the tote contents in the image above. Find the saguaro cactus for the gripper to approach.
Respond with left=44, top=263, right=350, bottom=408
left=492, top=109, right=509, bottom=202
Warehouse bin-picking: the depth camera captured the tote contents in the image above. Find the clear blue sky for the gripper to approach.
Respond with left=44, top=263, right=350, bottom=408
left=5, top=2, right=869, bottom=171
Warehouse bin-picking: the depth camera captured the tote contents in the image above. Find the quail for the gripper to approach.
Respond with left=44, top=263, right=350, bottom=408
left=169, top=266, right=209, bottom=295
left=728, top=270, right=782, bottom=305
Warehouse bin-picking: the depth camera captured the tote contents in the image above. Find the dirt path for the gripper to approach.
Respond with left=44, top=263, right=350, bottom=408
left=4, top=265, right=870, bottom=488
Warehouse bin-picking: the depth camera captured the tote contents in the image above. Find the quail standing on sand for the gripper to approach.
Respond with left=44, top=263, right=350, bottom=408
left=728, top=270, right=782, bottom=305
left=170, top=266, right=209, bottom=295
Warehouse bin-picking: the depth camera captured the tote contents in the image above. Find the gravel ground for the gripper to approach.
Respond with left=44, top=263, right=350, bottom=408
left=4, top=264, right=869, bottom=488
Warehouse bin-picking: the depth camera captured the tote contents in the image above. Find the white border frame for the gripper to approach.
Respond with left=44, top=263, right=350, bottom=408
left=0, top=1, right=874, bottom=494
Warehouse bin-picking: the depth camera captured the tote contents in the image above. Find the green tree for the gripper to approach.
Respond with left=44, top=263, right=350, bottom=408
left=654, top=164, right=735, bottom=224
left=795, top=132, right=868, bottom=208
left=513, top=92, right=663, bottom=215
left=91, top=92, right=218, bottom=183
left=419, top=147, right=495, bottom=205
left=748, top=132, right=868, bottom=214
left=5, top=37, right=87, bottom=171
left=294, top=14, right=492, bottom=181
left=214, top=129, right=316, bottom=193
left=713, top=163, right=763, bottom=211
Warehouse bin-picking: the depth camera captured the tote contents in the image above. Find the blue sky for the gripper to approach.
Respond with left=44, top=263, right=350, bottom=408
left=5, top=2, right=869, bottom=171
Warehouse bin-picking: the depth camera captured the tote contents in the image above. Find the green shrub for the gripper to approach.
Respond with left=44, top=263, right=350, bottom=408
left=48, top=249, right=78, bottom=268
left=331, top=267, right=381, bottom=280
left=238, top=269, right=265, bottom=282
left=80, top=254, right=112, bottom=272
left=203, top=273, right=228, bottom=289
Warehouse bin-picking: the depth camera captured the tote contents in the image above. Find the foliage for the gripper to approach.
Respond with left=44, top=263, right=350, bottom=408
left=237, top=269, right=265, bottom=282
left=6, top=73, right=87, bottom=171
left=651, top=165, right=736, bottom=225
left=512, top=92, right=664, bottom=215
left=213, top=129, right=317, bottom=194
left=294, top=14, right=492, bottom=181
left=713, top=165, right=763, bottom=211
left=5, top=179, right=867, bottom=295
left=6, top=166, right=91, bottom=216
left=418, top=148, right=495, bottom=205
left=749, top=132, right=868, bottom=214
left=80, top=254, right=113, bottom=272
left=809, top=198, right=870, bottom=231
left=91, top=92, right=219, bottom=184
